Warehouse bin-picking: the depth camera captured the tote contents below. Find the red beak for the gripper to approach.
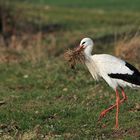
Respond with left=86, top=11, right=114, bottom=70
left=75, top=45, right=84, bottom=52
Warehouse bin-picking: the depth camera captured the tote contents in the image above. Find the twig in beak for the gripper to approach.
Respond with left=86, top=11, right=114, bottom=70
left=64, top=46, right=85, bottom=69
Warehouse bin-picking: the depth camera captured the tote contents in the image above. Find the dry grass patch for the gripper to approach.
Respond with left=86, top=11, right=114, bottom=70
left=115, top=35, right=140, bottom=67
left=0, top=33, right=48, bottom=64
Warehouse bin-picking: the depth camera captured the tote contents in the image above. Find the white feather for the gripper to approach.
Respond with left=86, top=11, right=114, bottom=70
left=90, top=54, right=134, bottom=89
left=92, top=54, right=133, bottom=75
left=85, top=57, right=100, bottom=81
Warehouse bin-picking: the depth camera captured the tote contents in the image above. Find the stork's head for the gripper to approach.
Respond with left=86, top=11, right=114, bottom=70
left=76, top=37, right=94, bottom=56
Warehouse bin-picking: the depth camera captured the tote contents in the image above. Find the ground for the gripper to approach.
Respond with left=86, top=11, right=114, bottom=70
left=0, top=0, right=140, bottom=139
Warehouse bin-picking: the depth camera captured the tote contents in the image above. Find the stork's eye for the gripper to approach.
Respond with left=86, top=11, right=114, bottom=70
left=82, top=42, right=85, bottom=45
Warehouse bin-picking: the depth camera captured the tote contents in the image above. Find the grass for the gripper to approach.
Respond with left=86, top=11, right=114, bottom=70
left=0, top=0, right=140, bottom=139
left=0, top=60, right=140, bottom=139
left=27, top=0, right=140, bottom=11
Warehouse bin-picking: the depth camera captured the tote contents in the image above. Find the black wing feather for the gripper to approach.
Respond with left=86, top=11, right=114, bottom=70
left=108, top=62, right=140, bottom=85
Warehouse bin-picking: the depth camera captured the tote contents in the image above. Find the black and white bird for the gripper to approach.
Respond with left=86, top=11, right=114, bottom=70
left=75, top=37, right=140, bottom=128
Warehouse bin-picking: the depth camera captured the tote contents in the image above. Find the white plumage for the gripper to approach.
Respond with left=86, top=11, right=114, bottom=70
left=75, top=37, right=140, bottom=128
left=86, top=54, right=138, bottom=89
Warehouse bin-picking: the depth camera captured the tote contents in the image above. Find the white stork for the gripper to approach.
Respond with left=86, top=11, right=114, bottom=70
left=75, top=37, right=140, bottom=128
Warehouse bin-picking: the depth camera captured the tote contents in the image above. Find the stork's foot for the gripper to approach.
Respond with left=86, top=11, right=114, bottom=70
left=98, top=110, right=108, bottom=121
left=98, top=103, right=117, bottom=121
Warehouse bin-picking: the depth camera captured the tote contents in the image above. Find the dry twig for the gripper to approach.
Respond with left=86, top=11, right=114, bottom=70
left=64, top=48, right=85, bottom=69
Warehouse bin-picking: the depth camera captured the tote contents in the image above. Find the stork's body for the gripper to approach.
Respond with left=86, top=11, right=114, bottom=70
left=76, top=37, right=140, bottom=128
left=85, top=54, right=140, bottom=89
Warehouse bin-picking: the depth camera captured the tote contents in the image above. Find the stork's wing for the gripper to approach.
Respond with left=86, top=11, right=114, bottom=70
left=93, top=54, right=140, bottom=85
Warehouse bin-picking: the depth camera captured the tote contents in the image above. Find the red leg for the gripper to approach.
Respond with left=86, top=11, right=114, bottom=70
left=120, top=87, right=127, bottom=102
left=115, top=89, right=120, bottom=128
left=98, top=88, right=127, bottom=122
left=98, top=103, right=117, bottom=121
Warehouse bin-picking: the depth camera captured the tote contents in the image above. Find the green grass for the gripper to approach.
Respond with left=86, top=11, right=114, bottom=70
left=0, top=60, right=140, bottom=139
left=28, top=0, right=140, bottom=11
left=0, top=0, right=140, bottom=139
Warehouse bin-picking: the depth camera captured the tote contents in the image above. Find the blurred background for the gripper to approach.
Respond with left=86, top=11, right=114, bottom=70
left=1, top=0, right=140, bottom=63
left=0, top=0, right=140, bottom=139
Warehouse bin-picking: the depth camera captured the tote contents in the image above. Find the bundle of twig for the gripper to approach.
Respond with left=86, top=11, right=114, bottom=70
left=64, top=48, right=85, bottom=69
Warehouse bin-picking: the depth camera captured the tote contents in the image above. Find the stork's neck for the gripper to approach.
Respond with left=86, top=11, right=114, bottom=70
left=84, top=45, right=93, bottom=58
